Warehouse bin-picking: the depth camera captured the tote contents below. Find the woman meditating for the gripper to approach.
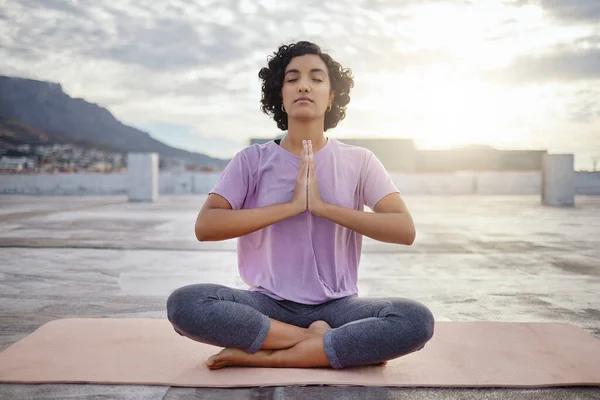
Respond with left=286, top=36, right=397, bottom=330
left=167, top=41, right=435, bottom=370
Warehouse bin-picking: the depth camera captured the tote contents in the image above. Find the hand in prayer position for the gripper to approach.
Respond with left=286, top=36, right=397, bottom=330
left=291, top=139, right=324, bottom=215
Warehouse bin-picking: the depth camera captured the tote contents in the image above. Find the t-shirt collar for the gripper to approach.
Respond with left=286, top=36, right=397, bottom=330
left=271, top=136, right=332, bottom=160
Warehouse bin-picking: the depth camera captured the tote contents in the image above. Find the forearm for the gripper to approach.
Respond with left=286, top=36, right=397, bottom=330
left=314, top=203, right=415, bottom=245
left=196, top=202, right=301, bottom=241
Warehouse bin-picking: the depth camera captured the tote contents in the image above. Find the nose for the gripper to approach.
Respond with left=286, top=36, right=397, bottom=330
left=297, top=78, right=310, bottom=93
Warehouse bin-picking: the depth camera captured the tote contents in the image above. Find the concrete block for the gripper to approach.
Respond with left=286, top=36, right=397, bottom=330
left=192, top=172, right=221, bottom=194
left=542, top=154, right=575, bottom=206
left=477, top=172, right=541, bottom=195
left=575, top=171, right=600, bottom=195
left=390, top=173, right=474, bottom=195
left=127, top=153, right=158, bottom=202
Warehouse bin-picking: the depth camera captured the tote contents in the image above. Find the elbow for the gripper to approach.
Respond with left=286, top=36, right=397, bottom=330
left=196, top=228, right=215, bottom=242
left=401, top=214, right=416, bottom=245
left=399, top=226, right=416, bottom=246
left=195, top=221, right=211, bottom=242
left=406, top=229, right=416, bottom=245
left=195, top=227, right=206, bottom=242
left=195, top=209, right=218, bottom=242
left=195, top=219, right=222, bottom=242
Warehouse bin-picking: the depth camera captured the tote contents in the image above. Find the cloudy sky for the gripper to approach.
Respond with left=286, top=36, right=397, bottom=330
left=1, top=0, right=599, bottom=169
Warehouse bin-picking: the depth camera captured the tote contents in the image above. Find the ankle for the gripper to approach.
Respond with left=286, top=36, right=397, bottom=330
left=304, top=327, right=323, bottom=339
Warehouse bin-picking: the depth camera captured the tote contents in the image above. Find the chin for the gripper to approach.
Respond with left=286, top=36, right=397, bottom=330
left=290, top=110, right=320, bottom=120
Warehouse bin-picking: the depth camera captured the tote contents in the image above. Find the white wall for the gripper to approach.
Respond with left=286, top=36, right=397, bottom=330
left=0, top=171, right=598, bottom=196
left=389, top=172, right=542, bottom=195
left=0, top=173, right=129, bottom=195
left=575, top=172, right=600, bottom=195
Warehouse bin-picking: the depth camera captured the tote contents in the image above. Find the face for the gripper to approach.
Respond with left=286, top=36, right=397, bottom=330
left=281, top=54, right=334, bottom=121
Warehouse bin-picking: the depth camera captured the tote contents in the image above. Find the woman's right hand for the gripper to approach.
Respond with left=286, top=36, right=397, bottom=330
left=290, top=140, right=309, bottom=214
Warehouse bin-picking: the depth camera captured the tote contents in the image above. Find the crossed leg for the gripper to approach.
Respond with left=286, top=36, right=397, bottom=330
left=167, top=284, right=434, bottom=370
left=206, top=320, right=332, bottom=369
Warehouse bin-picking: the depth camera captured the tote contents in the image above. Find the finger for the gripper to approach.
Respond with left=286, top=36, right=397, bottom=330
left=299, top=140, right=306, bottom=169
left=305, top=149, right=310, bottom=179
left=302, top=141, right=309, bottom=179
left=308, top=141, right=316, bottom=178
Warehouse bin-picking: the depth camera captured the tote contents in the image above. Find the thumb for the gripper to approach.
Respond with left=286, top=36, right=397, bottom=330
left=305, top=152, right=310, bottom=180
left=309, top=154, right=316, bottom=180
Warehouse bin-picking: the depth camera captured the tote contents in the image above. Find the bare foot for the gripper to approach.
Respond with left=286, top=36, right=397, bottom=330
left=206, top=342, right=387, bottom=370
left=206, top=321, right=333, bottom=370
left=206, top=347, right=277, bottom=370
left=307, top=320, right=332, bottom=335
left=206, top=348, right=237, bottom=370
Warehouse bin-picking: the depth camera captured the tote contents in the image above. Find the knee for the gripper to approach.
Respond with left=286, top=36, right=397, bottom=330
left=391, top=299, right=435, bottom=350
left=166, top=283, right=220, bottom=327
left=166, top=285, right=190, bottom=327
left=411, top=301, right=435, bottom=346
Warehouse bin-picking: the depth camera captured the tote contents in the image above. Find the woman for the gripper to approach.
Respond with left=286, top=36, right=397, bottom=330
left=167, top=41, right=435, bottom=370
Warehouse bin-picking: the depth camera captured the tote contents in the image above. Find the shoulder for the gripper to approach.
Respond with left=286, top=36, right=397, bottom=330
left=233, top=141, right=276, bottom=163
left=331, top=138, right=373, bottom=163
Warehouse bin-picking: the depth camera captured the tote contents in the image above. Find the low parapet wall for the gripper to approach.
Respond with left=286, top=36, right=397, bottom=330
left=1, top=171, right=599, bottom=196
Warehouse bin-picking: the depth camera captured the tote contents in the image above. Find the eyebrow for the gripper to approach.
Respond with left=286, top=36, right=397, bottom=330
left=284, top=68, right=327, bottom=76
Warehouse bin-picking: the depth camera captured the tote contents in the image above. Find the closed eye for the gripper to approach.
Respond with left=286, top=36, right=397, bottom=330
left=286, top=78, right=323, bottom=83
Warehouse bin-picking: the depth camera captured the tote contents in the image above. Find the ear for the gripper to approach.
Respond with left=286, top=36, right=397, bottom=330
left=329, top=91, right=335, bottom=105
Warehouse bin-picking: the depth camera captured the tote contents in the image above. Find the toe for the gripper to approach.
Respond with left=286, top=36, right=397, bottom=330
left=308, top=320, right=332, bottom=334
left=206, top=354, right=220, bottom=367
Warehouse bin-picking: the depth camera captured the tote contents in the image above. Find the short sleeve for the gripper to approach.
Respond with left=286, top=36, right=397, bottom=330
left=209, top=150, right=249, bottom=210
left=362, top=151, right=399, bottom=210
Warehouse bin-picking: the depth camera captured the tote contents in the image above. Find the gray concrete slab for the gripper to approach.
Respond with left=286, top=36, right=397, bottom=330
left=0, top=195, right=599, bottom=399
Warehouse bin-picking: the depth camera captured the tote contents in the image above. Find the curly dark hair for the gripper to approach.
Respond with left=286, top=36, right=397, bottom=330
left=258, top=41, right=354, bottom=131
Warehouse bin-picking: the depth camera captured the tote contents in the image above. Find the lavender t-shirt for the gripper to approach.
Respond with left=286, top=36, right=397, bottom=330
left=209, top=138, right=399, bottom=304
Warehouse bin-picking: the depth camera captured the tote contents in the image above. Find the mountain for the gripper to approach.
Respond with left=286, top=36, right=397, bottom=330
left=0, top=76, right=230, bottom=168
left=0, top=118, right=124, bottom=154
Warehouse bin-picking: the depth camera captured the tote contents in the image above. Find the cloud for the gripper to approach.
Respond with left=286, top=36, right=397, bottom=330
left=507, top=0, right=600, bottom=23
left=0, top=0, right=464, bottom=112
left=483, top=47, right=600, bottom=84
left=17, top=0, right=89, bottom=17
left=87, top=18, right=207, bottom=70
left=1, top=0, right=599, bottom=167
left=540, top=0, right=600, bottom=23
left=565, top=89, right=600, bottom=123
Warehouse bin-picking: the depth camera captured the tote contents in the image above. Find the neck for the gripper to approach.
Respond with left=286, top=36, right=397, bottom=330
left=281, top=119, right=327, bottom=155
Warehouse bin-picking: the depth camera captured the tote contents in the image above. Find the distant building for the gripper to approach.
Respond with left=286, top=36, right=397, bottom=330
left=250, top=137, right=416, bottom=171
left=0, top=156, right=36, bottom=172
left=336, top=138, right=416, bottom=172
left=416, top=146, right=547, bottom=172
left=250, top=134, right=284, bottom=146
left=249, top=137, right=547, bottom=172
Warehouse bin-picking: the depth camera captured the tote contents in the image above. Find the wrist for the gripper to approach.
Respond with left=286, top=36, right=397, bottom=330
left=287, top=201, right=305, bottom=216
left=312, top=201, right=330, bottom=217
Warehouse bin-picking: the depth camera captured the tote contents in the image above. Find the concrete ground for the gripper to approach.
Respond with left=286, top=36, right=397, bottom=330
left=0, top=194, right=599, bottom=400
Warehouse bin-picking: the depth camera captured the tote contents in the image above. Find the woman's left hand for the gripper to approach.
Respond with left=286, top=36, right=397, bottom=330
left=306, top=140, right=326, bottom=216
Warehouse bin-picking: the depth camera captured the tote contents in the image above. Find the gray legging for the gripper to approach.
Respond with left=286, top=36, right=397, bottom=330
left=167, top=283, right=435, bottom=369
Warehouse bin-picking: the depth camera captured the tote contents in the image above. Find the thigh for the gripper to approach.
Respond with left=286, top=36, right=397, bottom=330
left=317, top=296, right=435, bottom=368
left=167, top=283, right=299, bottom=352
left=167, top=283, right=289, bottom=322
left=310, top=295, right=424, bottom=328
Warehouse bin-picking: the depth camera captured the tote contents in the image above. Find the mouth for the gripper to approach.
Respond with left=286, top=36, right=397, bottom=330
left=295, top=97, right=313, bottom=102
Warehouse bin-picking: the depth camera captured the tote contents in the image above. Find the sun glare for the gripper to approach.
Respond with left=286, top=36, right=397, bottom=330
left=353, top=1, right=552, bottom=150
left=362, top=65, right=530, bottom=150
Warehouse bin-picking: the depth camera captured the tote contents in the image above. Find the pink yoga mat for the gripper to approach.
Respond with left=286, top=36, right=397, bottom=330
left=0, top=318, right=599, bottom=388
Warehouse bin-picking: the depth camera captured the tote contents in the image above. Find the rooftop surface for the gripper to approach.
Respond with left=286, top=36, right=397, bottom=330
left=0, top=194, right=599, bottom=399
